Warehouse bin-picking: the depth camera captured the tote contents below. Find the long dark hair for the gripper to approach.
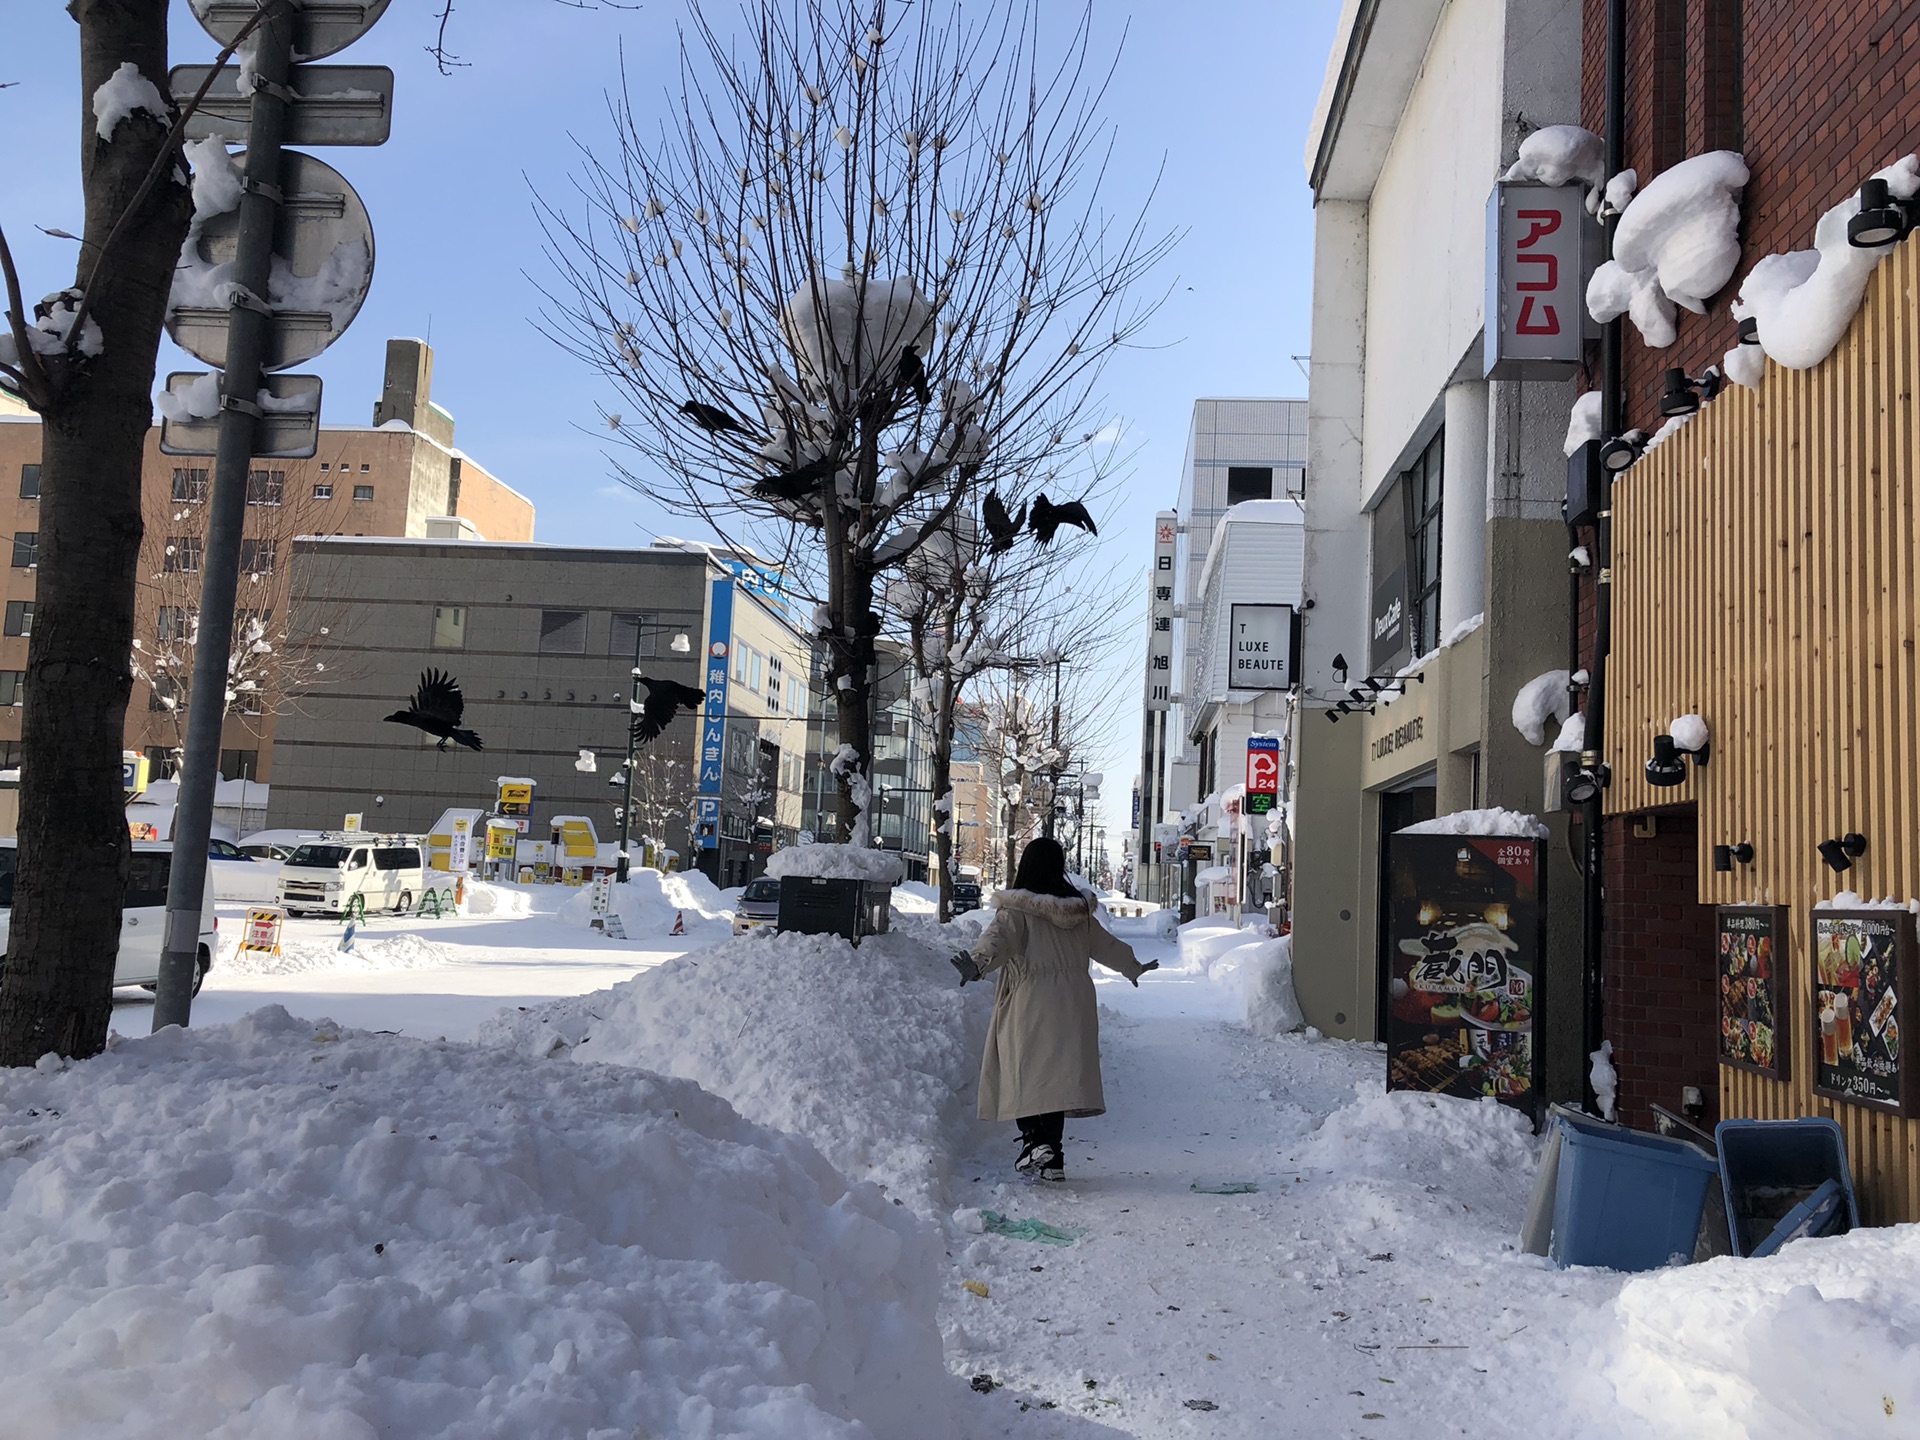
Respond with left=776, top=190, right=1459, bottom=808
left=1012, top=837, right=1081, bottom=899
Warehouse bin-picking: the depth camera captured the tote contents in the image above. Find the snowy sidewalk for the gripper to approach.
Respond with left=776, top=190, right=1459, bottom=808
left=944, top=952, right=1627, bottom=1437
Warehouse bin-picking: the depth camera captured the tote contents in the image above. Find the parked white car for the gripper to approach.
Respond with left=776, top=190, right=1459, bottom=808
left=278, top=839, right=428, bottom=916
left=207, top=837, right=282, bottom=904
left=0, top=839, right=219, bottom=994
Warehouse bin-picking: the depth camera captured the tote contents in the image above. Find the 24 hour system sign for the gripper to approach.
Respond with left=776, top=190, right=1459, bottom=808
left=1228, top=604, right=1298, bottom=691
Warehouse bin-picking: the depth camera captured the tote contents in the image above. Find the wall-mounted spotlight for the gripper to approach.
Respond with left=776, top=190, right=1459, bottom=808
left=1599, top=432, right=1646, bottom=473
left=1847, top=177, right=1911, bottom=249
left=1331, top=652, right=1349, bottom=685
left=1566, top=764, right=1609, bottom=805
left=1645, top=734, right=1691, bottom=787
left=1818, top=833, right=1868, bottom=873
left=1736, top=314, right=1760, bottom=345
left=1660, top=368, right=1701, bottom=418
left=1712, top=842, right=1755, bottom=872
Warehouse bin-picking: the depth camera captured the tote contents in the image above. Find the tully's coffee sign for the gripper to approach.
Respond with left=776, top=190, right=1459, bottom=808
left=1811, top=909, right=1918, bottom=1117
left=1718, top=905, right=1788, bottom=1079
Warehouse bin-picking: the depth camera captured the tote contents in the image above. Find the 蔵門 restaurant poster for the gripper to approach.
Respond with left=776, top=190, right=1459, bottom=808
left=1384, top=832, right=1542, bottom=1113
left=1811, top=908, right=1917, bottom=1118
left=1718, top=906, right=1788, bottom=1079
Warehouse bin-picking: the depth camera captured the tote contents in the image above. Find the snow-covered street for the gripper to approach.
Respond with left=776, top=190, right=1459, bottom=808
left=4, top=887, right=1917, bottom=1438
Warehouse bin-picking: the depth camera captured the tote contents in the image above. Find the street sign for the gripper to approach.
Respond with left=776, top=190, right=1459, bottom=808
left=240, top=907, right=284, bottom=956
left=1246, top=736, right=1281, bottom=815
left=158, top=371, right=321, bottom=458
left=169, top=64, right=394, bottom=146
left=188, top=0, right=393, bottom=62
left=167, top=150, right=376, bottom=372
left=1484, top=181, right=1592, bottom=379
left=1228, top=603, right=1300, bottom=690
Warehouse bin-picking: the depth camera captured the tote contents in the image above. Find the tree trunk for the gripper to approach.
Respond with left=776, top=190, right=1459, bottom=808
left=929, top=682, right=954, bottom=922
left=0, top=2, right=192, bottom=1065
left=823, top=496, right=875, bottom=844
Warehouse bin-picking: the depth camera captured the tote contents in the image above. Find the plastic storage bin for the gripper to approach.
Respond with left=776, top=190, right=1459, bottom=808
left=1549, top=1112, right=1720, bottom=1271
left=1715, top=1118, right=1860, bottom=1258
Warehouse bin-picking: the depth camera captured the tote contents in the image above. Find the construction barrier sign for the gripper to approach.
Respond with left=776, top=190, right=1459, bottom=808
left=240, top=907, right=284, bottom=956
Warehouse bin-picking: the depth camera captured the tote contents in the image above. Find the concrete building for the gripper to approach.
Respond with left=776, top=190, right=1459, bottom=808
left=0, top=338, right=532, bottom=781
left=266, top=538, right=813, bottom=885
left=1293, top=0, right=1583, bottom=1100
left=1135, top=399, right=1306, bottom=905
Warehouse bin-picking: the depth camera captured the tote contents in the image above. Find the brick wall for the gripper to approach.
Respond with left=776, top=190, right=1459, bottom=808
left=1579, top=0, right=1920, bottom=433
left=1601, top=808, right=1720, bottom=1128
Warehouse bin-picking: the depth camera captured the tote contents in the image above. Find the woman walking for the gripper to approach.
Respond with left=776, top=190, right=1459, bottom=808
left=951, top=837, right=1158, bottom=1181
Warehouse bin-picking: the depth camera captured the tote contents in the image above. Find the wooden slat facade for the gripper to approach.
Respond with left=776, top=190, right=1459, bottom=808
left=1606, top=235, right=1920, bottom=1223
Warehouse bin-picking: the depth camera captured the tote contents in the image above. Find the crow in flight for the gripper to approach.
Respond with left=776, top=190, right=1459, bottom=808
left=753, top=453, right=839, bottom=503
left=384, top=669, right=483, bottom=751
left=631, top=675, right=708, bottom=745
left=680, top=399, right=749, bottom=435
left=982, top=490, right=1027, bottom=553
left=1028, top=493, right=1098, bottom=545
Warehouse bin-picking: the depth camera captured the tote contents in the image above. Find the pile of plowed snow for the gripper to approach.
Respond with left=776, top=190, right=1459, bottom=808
left=554, top=866, right=733, bottom=944
left=0, top=1006, right=948, bottom=1438
left=480, top=927, right=993, bottom=1218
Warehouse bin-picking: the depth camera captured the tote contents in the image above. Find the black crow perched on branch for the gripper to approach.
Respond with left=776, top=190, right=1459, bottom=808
left=680, top=399, right=749, bottom=435
left=982, top=490, right=1027, bottom=553
left=752, top=454, right=839, bottom=503
left=631, top=675, right=708, bottom=745
left=1029, top=493, right=1098, bottom=544
left=895, top=344, right=931, bottom=406
left=384, top=669, right=483, bottom=751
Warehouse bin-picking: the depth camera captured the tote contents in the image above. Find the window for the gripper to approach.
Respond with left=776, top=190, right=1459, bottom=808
left=157, top=605, right=194, bottom=642
left=143, top=744, right=177, bottom=779
left=312, top=483, right=333, bottom=500
left=610, top=612, right=658, bottom=659
left=1226, top=466, right=1274, bottom=505
left=125, top=852, right=171, bottom=909
left=0, top=671, right=23, bottom=706
left=538, top=609, right=587, bottom=654
left=246, top=469, right=285, bottom=506
left=373, top=846, right=421, bottom=871
left=432, top=604, right=466, bottom=649
left=352, top=484, right=374, bottom=501
left=749, top=651, right=763, bottom=691
left=219, top=749, right=259, bottom=781
left=238, top=539, right=276, bottom=575
left=3, top=601, right=30, bottom=638
left=163, top=536, right=201, bottom=573
left=148, top=673, right=179, bottom=711
left=1403, top=429, right=1445, bottom=659
left=360, top=463, right=370, bottom=473
left=319, top=462, right=330, bottom=472
left=170, top=468, right=208, bottom=503
left=11, top=533, right=36, bottom=569
left=730, top=643, right=752, bottom=685
left=19, top=464, right=40, bottom=500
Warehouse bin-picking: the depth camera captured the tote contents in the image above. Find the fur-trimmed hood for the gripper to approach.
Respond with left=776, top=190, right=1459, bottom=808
left=989, top=887, right=1097, bottom=927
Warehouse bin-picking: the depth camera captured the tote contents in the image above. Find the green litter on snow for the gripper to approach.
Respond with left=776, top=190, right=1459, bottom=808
left=1190, top=1180, right=1261, bottom=1195
left=981, top=1210, right=1084, bottom=1245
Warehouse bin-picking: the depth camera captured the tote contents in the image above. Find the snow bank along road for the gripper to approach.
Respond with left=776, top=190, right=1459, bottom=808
left=6, top=886, right=1917, bottom=1436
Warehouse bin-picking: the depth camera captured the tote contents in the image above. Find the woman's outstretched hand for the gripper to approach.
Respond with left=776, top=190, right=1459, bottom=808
left=950, top=952, right=981, bottom=986
left=1130, top=959, right=1161, bottom=987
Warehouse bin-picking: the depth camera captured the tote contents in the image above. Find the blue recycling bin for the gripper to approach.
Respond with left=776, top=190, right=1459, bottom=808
left=1715, top=1118, right=1860, bottom=1258
left=1549, top=1112, right=1720, bottom=1271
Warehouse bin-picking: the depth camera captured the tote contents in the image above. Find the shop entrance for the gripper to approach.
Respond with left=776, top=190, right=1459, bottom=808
left=1374, top=780, right=1437, bottom=1043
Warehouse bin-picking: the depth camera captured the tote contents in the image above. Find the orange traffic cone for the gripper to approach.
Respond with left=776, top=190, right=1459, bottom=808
left=670, top=910, right=686, bottom=936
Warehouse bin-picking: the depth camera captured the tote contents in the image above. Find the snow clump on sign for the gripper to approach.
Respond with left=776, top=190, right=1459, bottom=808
left=1398, top=808, right=1550, bottom=839
left=182, top=137, right=244, bottom=224
left=1503, top=125, right=1607, bottom=211
left=0, top=1006, right=950, bottom=1437
left=154, top=369, right=222, bottom=423
left=1511, top=669, right=1573, bottom=746
left=1549, top=710, right=1587, bottom=755
left=1563, top=389, right=1604, bottom=457
left=1587, top=151, right=1749, bottom=347
left=1733, top=155, right=1920, bottom=372
left=91, top=61, right=169, bottom=141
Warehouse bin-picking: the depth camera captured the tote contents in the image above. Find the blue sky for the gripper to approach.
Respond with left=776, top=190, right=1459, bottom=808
left=4, top=0, right=1339, bottom=835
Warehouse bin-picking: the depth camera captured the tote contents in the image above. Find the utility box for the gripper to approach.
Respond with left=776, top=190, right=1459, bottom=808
left=777, top=876, right=891, bottom=943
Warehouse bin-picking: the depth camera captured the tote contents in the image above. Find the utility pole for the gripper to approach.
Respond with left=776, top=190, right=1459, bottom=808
left=1044, top=651, right=1063, bottom=839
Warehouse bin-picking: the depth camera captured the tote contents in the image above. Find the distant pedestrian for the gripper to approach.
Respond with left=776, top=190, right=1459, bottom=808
left=951, top=837, right=1158, bottom=1181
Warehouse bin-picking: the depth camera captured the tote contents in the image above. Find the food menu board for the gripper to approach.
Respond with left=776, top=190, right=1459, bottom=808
left=1383, top=833, right=1543, bottom=1115
left=1811, top=909, right=1918, bottom=1117
left=1718, top=906, right=1789, bottom=1079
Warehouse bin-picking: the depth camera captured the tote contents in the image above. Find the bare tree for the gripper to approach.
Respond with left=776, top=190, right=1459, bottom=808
left=538, top=0, right=1169, bottom=850
left=131, top=469, right=352, bottom=765
left=0, top=4, right=288, bottom=1064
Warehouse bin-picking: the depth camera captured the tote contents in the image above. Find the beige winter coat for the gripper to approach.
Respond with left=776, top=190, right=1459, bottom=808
left=969, top=888, right=1146, bottom=1121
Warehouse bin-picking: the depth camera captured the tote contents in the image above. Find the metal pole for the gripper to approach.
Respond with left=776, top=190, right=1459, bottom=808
left=618, top=628, right=642, bottom=882
left=1044, top=656, right=1062, bottom=839
left=153, top=9, right=295, bottom=1030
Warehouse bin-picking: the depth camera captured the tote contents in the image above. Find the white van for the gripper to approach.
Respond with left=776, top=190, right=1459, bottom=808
left=0, top=839, right=220, bottom=995
left=278, top=838, right=428, bottom=916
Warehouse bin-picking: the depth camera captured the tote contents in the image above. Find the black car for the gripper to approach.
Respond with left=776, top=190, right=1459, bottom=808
left=950, top=881, right=983, bottom=915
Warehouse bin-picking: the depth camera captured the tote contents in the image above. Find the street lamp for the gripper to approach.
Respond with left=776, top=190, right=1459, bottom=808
left=618, top=622, right=693, bottom=882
